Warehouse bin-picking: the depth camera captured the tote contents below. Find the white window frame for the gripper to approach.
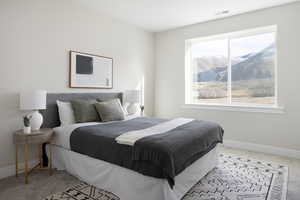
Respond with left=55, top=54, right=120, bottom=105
left=184, top=25, right=284, bottom=113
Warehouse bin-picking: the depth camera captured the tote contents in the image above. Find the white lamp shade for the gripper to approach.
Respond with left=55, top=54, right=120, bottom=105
left=124, top=90, right=140, bottom=104
left=20, top=90, right=47, bottom=110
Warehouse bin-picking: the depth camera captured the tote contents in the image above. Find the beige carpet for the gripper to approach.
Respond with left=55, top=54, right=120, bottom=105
left=0, top=146, right=299, bottom=200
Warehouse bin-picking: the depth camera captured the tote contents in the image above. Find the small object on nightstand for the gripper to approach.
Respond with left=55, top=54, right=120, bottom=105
left=23, top=115, right=32, bottom=134
left=13, top=128, right=54, bottom=184
left=140, top=105, right=145, bottom=117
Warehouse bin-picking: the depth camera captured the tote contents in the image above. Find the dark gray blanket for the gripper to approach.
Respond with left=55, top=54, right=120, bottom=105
left=70, top=117, right=223, bottom=187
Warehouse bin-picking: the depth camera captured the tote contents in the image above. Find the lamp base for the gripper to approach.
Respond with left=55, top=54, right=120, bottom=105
left=30, top=111, right=43, bottom=131
left=126, top=103, right=139, bottom=115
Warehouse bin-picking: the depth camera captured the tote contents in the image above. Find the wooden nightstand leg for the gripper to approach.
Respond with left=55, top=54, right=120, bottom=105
left=49, top=144, right=52, bottom=175
left=41, top=144, right=44, bottom=168
left=15, top=144, right=18, bottom=177
left=24, top=144, right=29, bottom=184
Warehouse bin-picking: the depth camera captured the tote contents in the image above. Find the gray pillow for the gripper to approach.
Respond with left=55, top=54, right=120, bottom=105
left=71, top=99, right=101, bottom=123
left=94, top=99, right=125, bottom=122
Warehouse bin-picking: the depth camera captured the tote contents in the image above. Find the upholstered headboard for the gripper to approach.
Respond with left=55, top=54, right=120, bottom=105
left=40, top=92, right=123, bottom=128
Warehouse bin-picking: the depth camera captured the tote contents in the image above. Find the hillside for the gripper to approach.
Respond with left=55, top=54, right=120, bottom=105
left=195, top=43, right=275, bottom=82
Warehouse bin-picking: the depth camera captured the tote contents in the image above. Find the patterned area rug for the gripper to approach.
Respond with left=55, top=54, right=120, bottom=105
left=182, top=153, right=288, bottom=200
left=44, top=154, right=288, bottom=200
left=44, top=182, right=120, bottom=200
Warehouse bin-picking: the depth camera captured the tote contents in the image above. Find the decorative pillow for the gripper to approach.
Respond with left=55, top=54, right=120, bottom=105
left=97, top=98, right=128, bottom=115
left=94, top=99, right=125, bottom=122
left=71, top=99, right=101, bottom=123
left=56, top=100, right=76, bottom=126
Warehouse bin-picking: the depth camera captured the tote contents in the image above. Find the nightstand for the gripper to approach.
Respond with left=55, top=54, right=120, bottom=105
left=13, top=128, right=54, bottom=184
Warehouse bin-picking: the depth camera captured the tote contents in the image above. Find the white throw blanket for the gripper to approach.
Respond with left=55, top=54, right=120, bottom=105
left=115, top=118, right=194, bottom=146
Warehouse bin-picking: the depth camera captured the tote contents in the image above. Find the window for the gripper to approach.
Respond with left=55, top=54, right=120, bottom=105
left=185, top=26, right=277, bottom=109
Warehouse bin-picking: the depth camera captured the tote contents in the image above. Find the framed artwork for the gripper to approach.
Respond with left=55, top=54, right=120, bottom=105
left=69, top=51, right=113, bottom=89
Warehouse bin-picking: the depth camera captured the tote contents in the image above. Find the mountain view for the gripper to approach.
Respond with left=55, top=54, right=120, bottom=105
left=192, top=43, right=275, bottom=105
left=195, top=43, right=275, bottom=82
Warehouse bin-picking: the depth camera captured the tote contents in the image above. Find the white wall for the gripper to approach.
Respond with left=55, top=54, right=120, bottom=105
left=155, top=3, right=300, bottom=151
left=0, top=0, right=154, bottom=169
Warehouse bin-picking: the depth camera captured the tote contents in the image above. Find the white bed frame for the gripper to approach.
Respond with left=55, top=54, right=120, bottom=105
left=47, top=144, right=219, bottom=200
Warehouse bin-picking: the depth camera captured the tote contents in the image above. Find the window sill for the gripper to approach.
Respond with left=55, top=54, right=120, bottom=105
left=182, top=104, right=285, bottom=114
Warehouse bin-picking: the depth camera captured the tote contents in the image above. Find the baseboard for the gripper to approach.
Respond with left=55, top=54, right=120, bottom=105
left=0, top=160, right=38, bottom=180
left=223, top=139, right=300, bottom=159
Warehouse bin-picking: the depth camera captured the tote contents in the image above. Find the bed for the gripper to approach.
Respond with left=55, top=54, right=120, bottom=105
left=41, top=93, right=224, bottom=200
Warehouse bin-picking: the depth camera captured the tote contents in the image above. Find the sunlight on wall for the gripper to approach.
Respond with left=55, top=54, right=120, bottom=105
left=135, top=76, right=145, bottom=106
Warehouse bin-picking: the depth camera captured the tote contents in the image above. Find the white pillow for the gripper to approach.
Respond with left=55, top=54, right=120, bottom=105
left=56, top=100, right=76, bottom=126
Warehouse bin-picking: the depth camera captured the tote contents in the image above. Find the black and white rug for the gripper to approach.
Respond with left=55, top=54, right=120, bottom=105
left=44, top=154, right=288, bottom=200
left=44, top=182, right=120, bottom=200
left=182, top=153, right=288, bottom=200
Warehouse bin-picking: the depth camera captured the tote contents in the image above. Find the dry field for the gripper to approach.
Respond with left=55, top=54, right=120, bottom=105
left=192, top=79, right=275, bottom=105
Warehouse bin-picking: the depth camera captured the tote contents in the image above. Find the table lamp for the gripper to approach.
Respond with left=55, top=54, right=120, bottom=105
left=20, top=90, right=47, bottom=130
left=124, top=90, right=140, bottom=115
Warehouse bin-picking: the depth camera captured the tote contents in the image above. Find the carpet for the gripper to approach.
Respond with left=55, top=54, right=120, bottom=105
left=44, top=153, right=288, bottom=200
left=43, top=182, right=119, bottom=200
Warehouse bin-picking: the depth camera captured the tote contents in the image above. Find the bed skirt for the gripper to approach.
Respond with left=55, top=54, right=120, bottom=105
left=46, top=144, right=218, bottom=200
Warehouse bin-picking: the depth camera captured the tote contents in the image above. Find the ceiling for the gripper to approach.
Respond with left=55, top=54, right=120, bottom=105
left=78, top=0, right=300, bottom=32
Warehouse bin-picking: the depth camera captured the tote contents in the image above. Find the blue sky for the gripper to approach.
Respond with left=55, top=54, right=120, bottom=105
left=191, top=32, right=275, bottom=58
